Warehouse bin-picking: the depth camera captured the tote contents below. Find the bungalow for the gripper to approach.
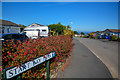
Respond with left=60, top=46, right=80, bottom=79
left=0, top=20, right=22, bottom=34
left=103, top=29, right=120, bottom=38
left=96, top=31, right=103, bottom=35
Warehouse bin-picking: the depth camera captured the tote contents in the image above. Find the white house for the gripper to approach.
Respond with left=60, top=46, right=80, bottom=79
left=24, top=23, right=50, bottom=39
left=0, top=20, right=22, bottom=34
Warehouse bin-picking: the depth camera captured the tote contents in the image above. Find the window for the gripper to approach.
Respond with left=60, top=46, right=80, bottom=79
left=12, top=34, right=20, bottom=39
left=7, top=28, right=9, bottom=33
left=36, top=29, right=40, bottom=31
left=42, top=30, right=46, bottom=32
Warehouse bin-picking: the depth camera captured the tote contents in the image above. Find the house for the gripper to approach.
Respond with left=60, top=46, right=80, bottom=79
left=74, top=34, right=80, bottom=37
left=103, top=29, right=120, bottom=38
left=27, top=23, right=44, bottom=27
left=96, top=31, right=103, bottom=35
left=0, top=20, right=22, bottom=34
left=24, top=23, right=50, bottom=39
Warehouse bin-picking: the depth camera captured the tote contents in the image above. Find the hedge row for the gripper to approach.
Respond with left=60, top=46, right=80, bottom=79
left=2, top=35, right=74, bottom=79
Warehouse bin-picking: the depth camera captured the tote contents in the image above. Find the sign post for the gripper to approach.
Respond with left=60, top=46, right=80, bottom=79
left=3, top=51, right=55, bottom=80
left=47, top=60, right=50, bottom=80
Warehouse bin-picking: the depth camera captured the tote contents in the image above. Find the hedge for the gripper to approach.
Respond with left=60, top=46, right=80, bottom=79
left=2, top=35, right=74, bottom=79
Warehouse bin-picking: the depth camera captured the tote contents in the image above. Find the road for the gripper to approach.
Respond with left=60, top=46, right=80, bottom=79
left=75, top=37, right=119, bottom=79
left=57, top=39, right=113, bottom=78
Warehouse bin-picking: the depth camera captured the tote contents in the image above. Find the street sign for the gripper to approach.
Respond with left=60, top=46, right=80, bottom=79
left=5, top=51, right=55, bottom=79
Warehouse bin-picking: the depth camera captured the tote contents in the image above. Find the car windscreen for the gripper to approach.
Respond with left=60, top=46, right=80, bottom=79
left=24, top=29, right=35, bottom=31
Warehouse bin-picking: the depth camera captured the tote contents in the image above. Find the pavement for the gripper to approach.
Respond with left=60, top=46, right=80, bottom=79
left=75, top=37, right=119, bottom=79
left=56, top=38, right=113, bottom=79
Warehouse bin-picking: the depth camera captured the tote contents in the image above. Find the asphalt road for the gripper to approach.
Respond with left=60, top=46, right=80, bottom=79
left=56, top=39, right=113, bottom=78
left=75, top=37, right=119, bottom=79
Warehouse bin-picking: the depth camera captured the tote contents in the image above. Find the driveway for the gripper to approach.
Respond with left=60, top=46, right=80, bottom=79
left=56, top=39, right=113, bottom=78
left=75, top=37, right=119, bottom=79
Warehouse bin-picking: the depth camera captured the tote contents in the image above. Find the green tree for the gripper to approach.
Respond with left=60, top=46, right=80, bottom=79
left=66, top=25, right=71, bottom=30
left=74, top=31, right=79, bottom=35
left=81, top=32, right=84, bottom=35
left=19, top=24, right=26, bottom=32
left=48, top=22, right=66, bottom=36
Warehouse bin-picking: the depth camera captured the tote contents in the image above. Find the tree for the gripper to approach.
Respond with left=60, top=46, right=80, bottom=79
left=64, top=29, right=74, bottom=36
left=66, top=25, right=71, bottom=30
left=48, top=22, right=66, bottom=36
left=81, top=32, right=84, bottom=35
left=19, top=24, right=26, bottom=32
left=74, top=31, right=79, bottom=35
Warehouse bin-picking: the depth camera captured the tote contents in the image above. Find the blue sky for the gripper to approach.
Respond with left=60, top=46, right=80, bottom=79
left=2, top=2, right=118, bottom=32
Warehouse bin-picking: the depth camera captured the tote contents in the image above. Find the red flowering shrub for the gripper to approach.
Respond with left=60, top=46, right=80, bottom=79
left=2, top=35, right=74, bottom=79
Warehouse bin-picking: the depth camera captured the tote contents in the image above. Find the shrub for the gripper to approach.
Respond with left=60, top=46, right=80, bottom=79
left=111, top=35, right=118, bottom=41
left=117, top=38, right=120, bottom=42
left=2, top=35, right=74, bottom=79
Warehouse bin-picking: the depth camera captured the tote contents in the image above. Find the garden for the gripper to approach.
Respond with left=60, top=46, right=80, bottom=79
left=2, top=35, right=74, bottom=79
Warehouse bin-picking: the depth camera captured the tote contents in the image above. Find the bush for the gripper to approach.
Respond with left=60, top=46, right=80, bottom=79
left=2, top=35, right=74, bottom=79
left=117, top=38, right=120, bottom=42
left=111, top=35, right=118, bottom=41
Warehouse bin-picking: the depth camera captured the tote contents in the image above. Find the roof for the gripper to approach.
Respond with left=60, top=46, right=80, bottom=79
left=96, top=31, right=103, bottom=33
left=0, top=20, right=19, bottom=26
left=105, top=29, right=120, bottom=33
left=91, top=32, right=95, bottom=33
left=28, top=23, right=44, bottom=27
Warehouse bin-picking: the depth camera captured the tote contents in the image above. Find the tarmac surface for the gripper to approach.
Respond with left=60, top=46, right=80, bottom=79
left=75, top=37, right=119, bottom=79
left=57, top=38, right=113, bottom=79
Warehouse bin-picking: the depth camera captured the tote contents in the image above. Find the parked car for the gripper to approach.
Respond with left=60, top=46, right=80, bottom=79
left=100, top=35, right=106, bottom=39
left=0, top=33, right=28, bottom=42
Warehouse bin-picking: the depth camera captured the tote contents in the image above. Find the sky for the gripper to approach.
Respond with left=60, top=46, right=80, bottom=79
left=2, top=2, right=119, bottom=32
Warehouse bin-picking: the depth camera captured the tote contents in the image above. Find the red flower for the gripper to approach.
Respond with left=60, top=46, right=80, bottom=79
left=41, top=74, right=43, bottom=77
left=8, top=53, right=11, bottom=55
left=44, top=55, right=46, bottom=58
left=5, top=59, right=7, bottom=62
left=1, top=68, right=2, bottom=72
left=58, top=49, right=61, bottom=52
left=33, top=49, right=37, bottom=52
left=14, top=45, right=17, bottom=47
left=12, top=58, right=14, bottom=60
left=28, top=73, right=29, bottom=76
left=28, top=57, right=31, bottom=60
left=34, top=73, right=36, bottom=76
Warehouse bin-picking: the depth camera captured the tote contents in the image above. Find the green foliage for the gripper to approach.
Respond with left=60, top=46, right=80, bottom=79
left=19, top=24, right=26, bottom=31
left=81, top=32, right=84, bottom=35
left=111, top=35, right=118, bottom=41
left=48, top=22, right=66, bottom=36
left=74, top=31, right=79, bottom=35
left=117, top=38, right=120, bottom=42
left=64, top=29, right=74, bottom=36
